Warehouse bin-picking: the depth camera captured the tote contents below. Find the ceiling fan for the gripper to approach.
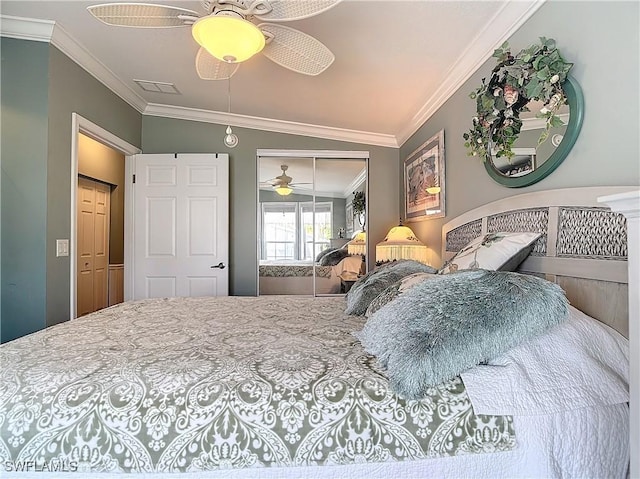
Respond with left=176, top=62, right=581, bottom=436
left=261, top=164, right=311, bottom=196
left=87, top=0, right=341, bottom=80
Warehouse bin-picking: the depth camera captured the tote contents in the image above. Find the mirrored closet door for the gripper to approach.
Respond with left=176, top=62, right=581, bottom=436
left=257, top=150, right=369, bottom=296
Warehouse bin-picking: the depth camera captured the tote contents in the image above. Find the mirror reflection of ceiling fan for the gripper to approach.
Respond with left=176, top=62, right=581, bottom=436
left=87, top=0, right=341, bottom=80
left=260, top=164, right=312, bottom=196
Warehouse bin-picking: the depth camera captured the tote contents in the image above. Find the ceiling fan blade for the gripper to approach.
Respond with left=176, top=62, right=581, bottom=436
left=259, top=24, right=334, bottom=76
left=195, top=48, right=239, bottom=80
left=253, top=0, right=342, bottom=22
left=87, top=3, right=199, bottom=27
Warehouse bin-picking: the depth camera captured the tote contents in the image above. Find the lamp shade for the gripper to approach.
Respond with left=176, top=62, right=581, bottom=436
left=274, top=185, right=293, bottom=196
left=347, top=231, right=367, bottom=255
left=376, top=225, right=428, bottom=263
left=192, top=15, right=265, bottom=63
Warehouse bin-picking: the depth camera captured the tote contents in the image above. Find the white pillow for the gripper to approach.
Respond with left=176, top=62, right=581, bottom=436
left=461, top=306, right=629, bottom=416
left=439, top=231, right=540, bottom=274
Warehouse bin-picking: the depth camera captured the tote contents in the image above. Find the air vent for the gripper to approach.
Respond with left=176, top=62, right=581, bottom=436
left=134, top=79, right=180, bottom=94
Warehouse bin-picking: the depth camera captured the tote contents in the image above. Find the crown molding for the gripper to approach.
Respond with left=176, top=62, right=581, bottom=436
left=49, top=22, right=147, bottom=112
left=0, top=14, right=54, bottom=41
left=144, top=103, right=399, bottom=148
left=343, top=167, right=367, bottom=198
left=521, top=112, right=569, bottom=131
left=394, top=0, right=545, bottom=146
left=1, top=15, right=148, bottom=113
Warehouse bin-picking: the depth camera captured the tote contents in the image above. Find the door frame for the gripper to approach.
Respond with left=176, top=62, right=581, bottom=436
left=70, top=113, right=141, bottom=320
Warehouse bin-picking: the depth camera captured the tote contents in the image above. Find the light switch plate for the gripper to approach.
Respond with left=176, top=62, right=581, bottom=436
left=56, top=239, right=69, bottom=257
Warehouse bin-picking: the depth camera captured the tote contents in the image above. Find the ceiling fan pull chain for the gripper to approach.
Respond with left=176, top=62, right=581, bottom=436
left=224, top=76, right=239, bottom=148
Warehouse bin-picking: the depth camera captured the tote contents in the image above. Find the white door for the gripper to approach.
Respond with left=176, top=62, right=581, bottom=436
left=133, top=153, right=229, bottom=299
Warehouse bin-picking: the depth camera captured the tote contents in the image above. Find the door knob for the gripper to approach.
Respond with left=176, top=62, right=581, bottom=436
left=210, top=262, right=226, bottom=269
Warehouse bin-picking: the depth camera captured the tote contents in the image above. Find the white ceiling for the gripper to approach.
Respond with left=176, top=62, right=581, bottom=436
left=0, top=0, right=543, bottom=146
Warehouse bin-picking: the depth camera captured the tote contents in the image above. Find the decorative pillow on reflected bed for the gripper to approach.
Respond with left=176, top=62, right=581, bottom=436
left=438, top=231, right=541, bottom=274
left=319, top=248, right=350, bottom=266
left=345, top=260, right=437, bottom=316
left=315, top=247, right=337, bottom=263
left=354, top=269, right=569, bottom=400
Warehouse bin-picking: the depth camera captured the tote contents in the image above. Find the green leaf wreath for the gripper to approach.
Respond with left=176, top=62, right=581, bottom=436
left=463, top=37, right=573, bottom=161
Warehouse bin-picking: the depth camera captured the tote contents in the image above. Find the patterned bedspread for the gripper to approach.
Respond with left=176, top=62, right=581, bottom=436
left=0, top=296, right=515, bottom=473
left=259, top=262, right=333, bottom=278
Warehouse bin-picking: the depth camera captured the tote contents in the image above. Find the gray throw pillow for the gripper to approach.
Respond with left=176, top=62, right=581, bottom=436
left=354, top=269, right=569, bottom=399
left=345, top=260, right=437, bottom=315
left=364, top=272, right=441, bottom=317
left=364, top=281, right=402, bottom=317
left=319, top=248, right=350, bottom=266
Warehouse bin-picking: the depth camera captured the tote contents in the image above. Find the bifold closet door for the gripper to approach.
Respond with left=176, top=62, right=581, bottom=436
left=77, top=177, right=111, bottom=316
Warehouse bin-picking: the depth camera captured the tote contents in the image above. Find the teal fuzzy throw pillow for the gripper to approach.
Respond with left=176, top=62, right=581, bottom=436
left=345, top=260, right=437, bottom=315
left=354, top=269, right=569, bottom=399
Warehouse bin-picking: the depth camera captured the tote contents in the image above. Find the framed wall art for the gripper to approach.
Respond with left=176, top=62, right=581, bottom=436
left=345, top=202, right=354, bottom=236
left=404, top=129, right=445, bottom=221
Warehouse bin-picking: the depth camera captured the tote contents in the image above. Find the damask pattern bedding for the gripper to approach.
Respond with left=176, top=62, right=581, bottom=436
left=0, top=296, right=515, bottom=473
left=259, top=262, right=334, bottom=278
left=259, top=257, right=363, bottom=294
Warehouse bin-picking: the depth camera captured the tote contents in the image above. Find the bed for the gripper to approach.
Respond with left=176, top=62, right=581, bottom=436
left=259, top=256, right=363, bottom=294
left=0, top=187, right=635, bottom=479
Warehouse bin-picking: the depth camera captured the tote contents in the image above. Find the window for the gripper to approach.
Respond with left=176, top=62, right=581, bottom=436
left=300, top=202, right=332, bottom=260
left=261, top=202, right=333, bottom=261
left=262, top=202, right=297, bottom=260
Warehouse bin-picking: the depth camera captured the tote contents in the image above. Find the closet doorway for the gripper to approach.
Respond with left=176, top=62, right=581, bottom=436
left=76, top=133, right=125, bottom=316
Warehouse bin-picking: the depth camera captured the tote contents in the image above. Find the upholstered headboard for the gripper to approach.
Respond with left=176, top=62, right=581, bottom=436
left=442, top=187, right=635, bottom=337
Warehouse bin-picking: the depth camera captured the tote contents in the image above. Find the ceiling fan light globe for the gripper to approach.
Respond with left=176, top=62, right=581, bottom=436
left=192, top=15, right=265, bottom=63
left=274, top=185, right=293, bottom=196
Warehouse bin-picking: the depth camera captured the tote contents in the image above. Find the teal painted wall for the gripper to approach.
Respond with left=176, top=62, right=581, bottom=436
left=0, top=39, right=142, bottom=343
left=46, top=45, right=142, bottom=327
left=1, top=39, right=49, bottom=342
left=142, top=116, right=399, bottom=295
left=399, top=0, right=640, bottom=267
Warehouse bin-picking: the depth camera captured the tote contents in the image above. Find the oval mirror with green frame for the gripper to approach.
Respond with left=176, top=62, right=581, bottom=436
left=484, top=76, right=584, bottom=187
left=463, top=38, right=584, bottom=188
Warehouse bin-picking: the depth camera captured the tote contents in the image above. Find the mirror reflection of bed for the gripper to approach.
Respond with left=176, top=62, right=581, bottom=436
left=257, top=150, right=368, bottom=295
